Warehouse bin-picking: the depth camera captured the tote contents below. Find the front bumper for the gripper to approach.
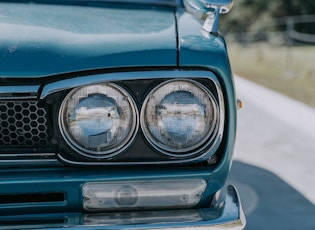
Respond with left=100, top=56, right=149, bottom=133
left=0, top=185, right=245, bottom=230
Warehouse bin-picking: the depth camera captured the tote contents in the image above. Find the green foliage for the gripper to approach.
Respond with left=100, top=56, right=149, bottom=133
left=220, top=0, right=315, bottom=33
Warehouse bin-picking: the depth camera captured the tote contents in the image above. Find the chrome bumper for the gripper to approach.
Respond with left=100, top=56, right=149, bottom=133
left=0, top=185, right=245, bottom=230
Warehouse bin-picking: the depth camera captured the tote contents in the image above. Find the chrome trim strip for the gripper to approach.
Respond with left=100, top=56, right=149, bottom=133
left=41, top=71, right=219, bottom=99
left=0, top=153, right=62, bottom=167
left=57, top=153, right=218, bottom=165
left=0, top=153, right=55, bottom=158
left=0, top=85, right=40, bottom=99
left=0, top=159, right=61, bottom=167
left=0, top=159, right=59, bottom=163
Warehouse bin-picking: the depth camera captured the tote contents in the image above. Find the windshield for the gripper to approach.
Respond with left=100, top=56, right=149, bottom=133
left=0, top=0, right=179, bottom=7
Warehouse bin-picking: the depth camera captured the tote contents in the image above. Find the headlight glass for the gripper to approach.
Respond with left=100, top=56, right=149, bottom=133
left=141, top=79, right=218, bottom=156
left=59, top=84, right=138, bottom=158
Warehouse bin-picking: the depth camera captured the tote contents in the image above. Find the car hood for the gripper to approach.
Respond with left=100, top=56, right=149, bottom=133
left=0, top=3, right=177, bottom=78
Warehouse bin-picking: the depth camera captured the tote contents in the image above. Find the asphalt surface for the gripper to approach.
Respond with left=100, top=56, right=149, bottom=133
left=227, top=76, right=315, bottom=230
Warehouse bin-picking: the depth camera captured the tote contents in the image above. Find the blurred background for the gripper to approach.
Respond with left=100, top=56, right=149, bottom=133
left=220, top=0, right=315, bottom=107
left=220, top=1, right=315, bottom=229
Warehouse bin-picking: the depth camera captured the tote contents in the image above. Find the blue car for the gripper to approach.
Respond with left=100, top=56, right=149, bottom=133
left=0, top=0, right=245, bottom=229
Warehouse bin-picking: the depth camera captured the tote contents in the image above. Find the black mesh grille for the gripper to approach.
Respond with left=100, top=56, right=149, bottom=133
left=0, top=101, right=49, bottom=147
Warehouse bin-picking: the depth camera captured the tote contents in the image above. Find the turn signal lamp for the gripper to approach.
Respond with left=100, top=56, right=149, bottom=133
left=82, top=180, right=206, bottom=211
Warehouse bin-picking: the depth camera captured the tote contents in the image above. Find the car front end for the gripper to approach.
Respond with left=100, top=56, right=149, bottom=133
left=0, top=0, right=245, bottom=229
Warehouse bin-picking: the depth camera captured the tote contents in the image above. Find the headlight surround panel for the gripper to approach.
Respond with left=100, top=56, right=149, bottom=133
left=46, top=71, right=225, bottom=165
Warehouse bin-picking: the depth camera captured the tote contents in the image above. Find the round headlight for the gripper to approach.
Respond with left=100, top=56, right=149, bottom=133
left=141, top=79, right=218, bottom=156
left=59, top=84, right=138, bottom=159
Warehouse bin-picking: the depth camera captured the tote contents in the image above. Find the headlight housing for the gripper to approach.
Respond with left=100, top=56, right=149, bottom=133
left=48, top=71, right=225, bottom=165
left=58, top=83, right=138, bottom=159
left=140, top=79, right=219, bottom=157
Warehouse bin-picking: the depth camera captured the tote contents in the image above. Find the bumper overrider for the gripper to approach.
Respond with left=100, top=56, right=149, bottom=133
left=0, top=185, right=245, bottom=230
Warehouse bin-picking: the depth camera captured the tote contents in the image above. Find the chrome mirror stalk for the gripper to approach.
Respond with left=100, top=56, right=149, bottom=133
left=183, top=0, right=234, bottom=33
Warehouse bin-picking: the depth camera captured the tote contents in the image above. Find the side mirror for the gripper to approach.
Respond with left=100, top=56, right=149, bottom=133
left=198, top=0, right=234, bottom=14
left=183, top=0, right=234, bottom=33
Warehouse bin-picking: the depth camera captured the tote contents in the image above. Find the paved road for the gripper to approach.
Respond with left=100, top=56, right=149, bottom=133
left=227, top=77, right=315, bottom=230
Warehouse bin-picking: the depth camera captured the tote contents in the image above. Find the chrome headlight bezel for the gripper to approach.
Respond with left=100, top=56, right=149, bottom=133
left=58, top=83, right=139, bottom=159
left=42, top=70, right=225, bottom=165
left=140, top=79, right=220, bottom=158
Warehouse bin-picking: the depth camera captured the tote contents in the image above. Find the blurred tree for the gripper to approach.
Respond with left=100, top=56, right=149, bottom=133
left=220, top=0, right=315, bottom=35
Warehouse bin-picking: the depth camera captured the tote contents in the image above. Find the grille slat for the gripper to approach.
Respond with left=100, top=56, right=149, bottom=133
left=0, top=101, right=49, bottom=148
